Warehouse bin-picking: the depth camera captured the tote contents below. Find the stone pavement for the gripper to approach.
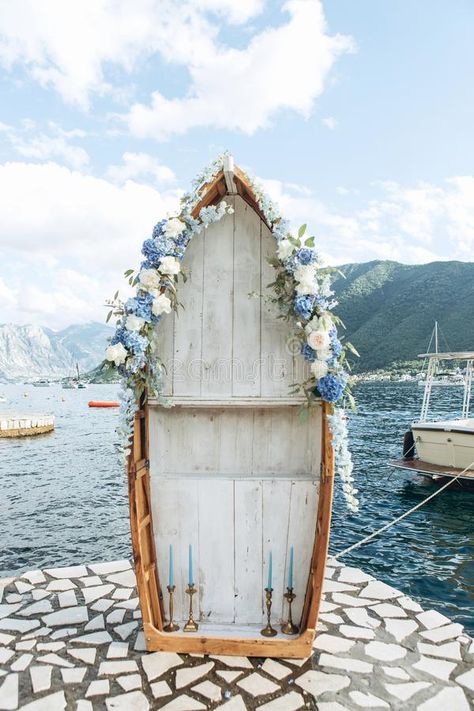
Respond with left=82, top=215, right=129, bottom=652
left=0, top=557, right=473, bottom=710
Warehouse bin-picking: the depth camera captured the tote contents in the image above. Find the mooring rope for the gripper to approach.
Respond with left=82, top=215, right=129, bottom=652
left=333, top=458, right=474, bottom=560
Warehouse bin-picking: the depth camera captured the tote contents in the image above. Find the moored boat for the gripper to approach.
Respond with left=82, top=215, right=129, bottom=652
left=88, top=401, right=119, bottom=408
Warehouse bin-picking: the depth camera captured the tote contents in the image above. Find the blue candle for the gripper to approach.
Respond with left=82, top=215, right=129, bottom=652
left=188, top=544, right=193, bottom=585
left=288, top=546, right=294, bottom=589
left=169, top=544, right=174, bottom=588
left=267, top=551, right=273, bottom=590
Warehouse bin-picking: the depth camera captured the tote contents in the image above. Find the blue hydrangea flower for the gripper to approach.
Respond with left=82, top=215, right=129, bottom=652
left=316, top=374, right=346, bottom=402
left=294, top=295, right=315, bottom=320
left=152, top=220, right=167, bottom=239
left=301, top=343, right=317, bottom=362
left=331, top=337, right=343, bottom=358
left=141, top=238, right=163, bottom=266
left=124, top=293, right=157, bottom=322
left=296, top=248, right=316, bottom=265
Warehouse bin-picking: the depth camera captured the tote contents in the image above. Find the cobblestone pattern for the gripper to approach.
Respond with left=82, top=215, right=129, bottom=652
left=0, top=558, right=473, bottom=710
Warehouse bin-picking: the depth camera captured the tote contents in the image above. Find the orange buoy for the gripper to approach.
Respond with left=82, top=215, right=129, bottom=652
left=88, top=401, right=119, bottom=408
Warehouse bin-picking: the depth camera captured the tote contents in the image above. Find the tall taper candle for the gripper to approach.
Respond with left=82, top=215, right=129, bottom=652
left=169, top=544, right=174, bottom=588
left=288, top=546, right=294, bottom=589
left=267, top=551, right=273, bottom=590
left=188, top=544, right=193, bottom=585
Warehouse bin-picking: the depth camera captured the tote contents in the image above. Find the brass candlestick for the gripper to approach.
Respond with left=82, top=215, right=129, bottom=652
left=281, top=587, right=299, bottom=635
left=163, top=585, right=179, bottom=632
left=260, top=588, right=277, bottom=637
left=183, top=583, right=198, bottom=632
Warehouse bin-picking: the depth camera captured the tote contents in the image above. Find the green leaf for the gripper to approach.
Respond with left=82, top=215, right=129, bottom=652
left=304, top=236, right=315, bottom=247
left=106, top=310, right=113, bottom=323
left=298, top=224, right=307, bottom=238
left=346, top=342, right=360, bottom=358
left=124, top=269, right=134, bottom=277
left=113, top=290, right=119, bottom=301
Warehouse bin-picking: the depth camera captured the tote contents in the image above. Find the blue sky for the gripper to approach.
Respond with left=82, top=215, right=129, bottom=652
left=0, top=0, right=473, bottom=328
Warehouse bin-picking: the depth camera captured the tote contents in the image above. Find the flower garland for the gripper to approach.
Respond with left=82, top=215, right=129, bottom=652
left=105, top=153, right=359, bottom=511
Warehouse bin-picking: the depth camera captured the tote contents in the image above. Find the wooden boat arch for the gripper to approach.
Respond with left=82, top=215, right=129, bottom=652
left=128, top=160, right=335, bottom=658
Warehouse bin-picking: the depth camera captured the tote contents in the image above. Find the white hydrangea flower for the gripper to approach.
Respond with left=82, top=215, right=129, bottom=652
left=105, top=342, right=127, bottom=366
left=277, top=239, right=294, bottom=260
left=159, top=256, right=181, bottom=275
left=294, top=263, right=317, bottom=295
left=152, top=293, right=172, bottom=316
left=311, top=359, right=328, bottom=379
left=164, top=217, right=186, bottom=238
left=139, top=268, right=161, bottom=292
left=307, top=329, right=330, bottom=352
left=318, top=313, right=333, bottom=331
left=125, top=315, right=145, bottom=331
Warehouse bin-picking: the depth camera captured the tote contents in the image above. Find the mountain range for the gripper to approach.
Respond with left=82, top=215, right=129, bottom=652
left=1, top=260, right=473, bottom=381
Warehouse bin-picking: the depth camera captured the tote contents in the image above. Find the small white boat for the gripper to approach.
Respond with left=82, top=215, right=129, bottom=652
left=32, top=379, right=50, bottom=387
left=391, top=350, right=474, bottom=481
left=416, top=322, right=465, bottom=387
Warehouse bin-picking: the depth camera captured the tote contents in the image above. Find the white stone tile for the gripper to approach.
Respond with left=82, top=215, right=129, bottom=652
left=45, top=565, right=88, bottom=579
left=0, top=603, right=24, bottom=621
left=50, top=627, right=76, bottom=640
left=37, top=642, right=65, bottom=652
left=0, top=632, right=15, bottom=645
left=323, top=580, right=359, bottom=593
left=117, top=673, right=142, bottom=691
left=343, top=607, right=380, bottom=628
left=260, top=659, right=292, bottom=680
left=23, top=626, right=52, bottom=639
left=106, top=610, right=126, bottom=625
left=91, top=598, right=114, bottom=612
left=22, top=570, right=46, bottom=585
left=413, top=655, right=457, bottom=681
left=417, top=686, right=469, bottom=711
left=397, top=595, right=423, bottom=612
left=82, top=585, right=114, bottom=604
left=320, top=613, right=344, bottom=625
left=114, top=621, right=138, bottom=640
left=0, top=617, right=40, bottom=633
left=114, top=598, right=139, bottom=610
left=4, top=595, right=22, bottom=604
left=370, top=603, right=408, bottom=619
left=105, top=691, right=149, bottom=711
left=99, top=660, right=139, bottom=675
left=68, top=647, right=97, bottom=665
left=20, top=690, right=66, bottom=710
left=89, top=561, right=131, bottom=576
left=106, top=570, right=136, bottom=588
left=107, top=642, right=129, bottom=658
left=16, top=640, right=36, bottom=651
left=159, top=695, right=206, bottom=711
left=70, top=631, right=112, bottom=645
left=384, top=618, right=418, bottom=642
left=18, top=601, right=53, bottom=617
left=216, top=670, right=243, bottom=683
left=386, top=681, right=431, bottom=701
left=365, top=641, right=406, bottom=661
left=58, top=590, right=77, bottom=608
left=37, top=652, right=74, bottom=667
left=349, top=690, right=389, bottom=708
left=339, top=624, right=375, bottom=640
left=337, top=567, right=373, bottom=584
left=416, top=609, right=452, bottom=630
left=295, top=669, right=351, bottom=695
left=141, top=651, right=183, bottom=681
left=85, top=679, right=110, bottom=697
left=215, top=696, right=247, bottom=710
left=381, top=666, right=410, bottom=680
left=0, top=673, right=18, bottom=710
left=112, top=589, right=133, bottom=601
left=237, top=672, right=279, bottom=697
left=0, top=647, right=14, bottom=663
left=192, top=680, right=222, bottom=702
left=78, top=576, right=102, bottom=587
left=134, top=633, right=146, bottom=651
left=420, top=623, right=463, bottom=642
left=331, top=593, right=376, bottom=607
left=61, top=667, right=87, bottom=683
left=417, top=641, right=462, bottom=660
left=76, top=702, right=93, bottom=711
left=176, top=661, right=214, bottom=689
left=84, top=614, right=105, bottom=631
left=150, top=680, right=172, bottom=698
left=282, top=658, right=306, bottom=667
left=43, top=607, right=88, bottom=627
left=316, top=622, right=328, bottom=633
left=257, top=691, right=304, bottom=711
left=456, top=668, right=474, bottom=692
left=209, top=655, right=253, bottom=669
left=318, top=653, right=373, bottom=673
left=326, top=558, right=344, bottom=568
left=360, top=581, right=402, bottom=600
left=319, top=601, right=340, bottom=613
left=15, top=581, right=33, bottom=594
left=11, top=652, right=33, bottom=671
left=317, top=703, right=350, bottom=711
left=31, top=590, right=51, bottom=601
left=46, top=579, right=76, bottom=591
left=313, top=633, right=355, bottom=654
left=30, top=664, right=52, bottom=693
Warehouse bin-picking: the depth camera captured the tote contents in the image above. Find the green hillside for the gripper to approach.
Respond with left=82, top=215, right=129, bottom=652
left=332, top=260, right=474, bottom=371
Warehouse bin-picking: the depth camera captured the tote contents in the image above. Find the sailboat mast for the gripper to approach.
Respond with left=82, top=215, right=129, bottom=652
left=435, top=321, right=438, bottom=354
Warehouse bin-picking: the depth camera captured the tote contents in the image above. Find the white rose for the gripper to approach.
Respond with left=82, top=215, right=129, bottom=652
left=277, top=239, right=294, bottom=261
left=139, top=268, right=160, bottom=292
left=125, top=315, right=145, bottom=331
left=159, top=256, right=181, bottom=275
left=152, top=293, right=172, bottom=317
left=105, top=342, right=128, bottom=366
left=164, top=217, right=186, bottom=238
left=311, top=360, right=328, bottom=379
left=307, top=329, right=330, bottom=352
left=295, top=264, right=317, bottom=295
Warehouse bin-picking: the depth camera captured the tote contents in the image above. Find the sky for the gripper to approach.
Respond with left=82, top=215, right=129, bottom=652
left=0, top=0, right=473, bottom=329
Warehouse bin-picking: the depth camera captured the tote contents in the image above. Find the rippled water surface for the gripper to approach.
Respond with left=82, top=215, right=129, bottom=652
left=1, top=382, right=473, bottom=633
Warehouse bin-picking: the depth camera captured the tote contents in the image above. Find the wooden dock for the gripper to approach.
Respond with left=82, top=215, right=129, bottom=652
left=0, top=413, right=54, bottom=437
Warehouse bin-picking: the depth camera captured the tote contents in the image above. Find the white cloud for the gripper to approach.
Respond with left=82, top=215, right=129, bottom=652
left=107, top=152, right=175, bottom=185
left=0, top=121, right=90, bottom=168
left=322, top=116, right=337, bottom=130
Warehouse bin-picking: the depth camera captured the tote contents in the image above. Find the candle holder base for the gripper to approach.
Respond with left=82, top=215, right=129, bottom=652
left=183, top=583, right=199, bottom=633
left=260, top=624, right=278, bottom=637
left=163, top=622, right=180, bottom=633
left=163, top=585, right=179, bottom=633
left=183, top=619, right=199, bottom=632
left=281, top=587, right=298, bottom=636
left=281, top=621, right=299, bottom=635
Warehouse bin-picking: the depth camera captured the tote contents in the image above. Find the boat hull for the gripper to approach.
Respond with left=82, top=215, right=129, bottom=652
left=412, top=419, right=474, bottom=470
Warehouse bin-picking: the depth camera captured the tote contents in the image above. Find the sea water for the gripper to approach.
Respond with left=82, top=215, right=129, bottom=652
left=0, top=382, right=473, bottom=633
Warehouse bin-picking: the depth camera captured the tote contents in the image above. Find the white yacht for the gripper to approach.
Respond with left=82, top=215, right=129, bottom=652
left=391, top=351, right=474, bottom=481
